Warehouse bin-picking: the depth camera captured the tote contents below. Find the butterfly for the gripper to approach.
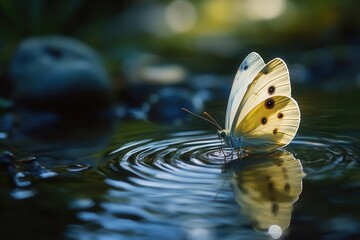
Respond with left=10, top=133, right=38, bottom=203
left=184, top=52, right=300, bottom=152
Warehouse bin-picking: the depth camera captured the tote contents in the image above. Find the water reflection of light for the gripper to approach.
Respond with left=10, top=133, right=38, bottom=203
left=182, top=219, right=215, bottom=240
left=165, top=0, right=197, bottom=33
left=244, top=0, right=286, bottom=20
left=268, top=225, right=282, bottom=239
left=10, top=188, right=37, bottom=199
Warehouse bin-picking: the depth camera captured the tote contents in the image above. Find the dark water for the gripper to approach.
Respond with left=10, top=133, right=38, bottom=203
left=1, top=89, right=359, bottom=240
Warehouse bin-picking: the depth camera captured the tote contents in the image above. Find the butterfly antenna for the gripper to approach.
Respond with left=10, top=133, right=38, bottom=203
left=203, top=112, right=222, bottom=130
left=182, top=108, right=222, bottom=130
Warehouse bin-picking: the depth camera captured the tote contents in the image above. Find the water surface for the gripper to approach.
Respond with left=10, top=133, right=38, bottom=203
left=0, top=89, right=359, bottom=240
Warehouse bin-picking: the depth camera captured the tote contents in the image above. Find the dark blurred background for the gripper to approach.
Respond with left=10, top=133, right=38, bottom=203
left=0, top=0, right=359, bottom=128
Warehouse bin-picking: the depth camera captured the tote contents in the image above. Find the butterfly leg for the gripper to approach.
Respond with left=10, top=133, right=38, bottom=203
left=221, top=148, right=234, bottom=172
left=221, top=146, right=227, bottom=164
left=229, top=142, right=235, bottom=162
left=217, top=137, right=228, bottom=164
left=217, top=135, right=225, bottom=163
left=214, top=172, right=231, bottom=201
left=237, top=149, right=241, bottom=159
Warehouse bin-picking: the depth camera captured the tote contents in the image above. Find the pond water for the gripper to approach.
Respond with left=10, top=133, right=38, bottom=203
left=0, top=88, right=359, bottom=240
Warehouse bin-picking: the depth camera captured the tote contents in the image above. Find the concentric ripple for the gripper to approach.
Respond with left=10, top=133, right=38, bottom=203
left=107, top=131, right=359, bottom=184
left=78, top=131, right=360, bottom=239
left=107, top=131, right=228, bottom=191
left=93, top=131, right=247, bottom=240
left=291, top=135, right=360, bottom=179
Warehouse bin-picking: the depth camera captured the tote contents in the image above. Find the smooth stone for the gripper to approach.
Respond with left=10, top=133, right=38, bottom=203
left=9, top=36, right=114, bottom=114
left=144, top=87, right=203, bottom=124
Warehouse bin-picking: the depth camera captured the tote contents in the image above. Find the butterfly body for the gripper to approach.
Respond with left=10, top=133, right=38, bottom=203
left=218, top=129, right=242, bottom=149
left=219, top=52, right=300, bottom=152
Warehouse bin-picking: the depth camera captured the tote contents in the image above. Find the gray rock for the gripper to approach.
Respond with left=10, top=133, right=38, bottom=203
left=9, top=36, right=114, bottom=114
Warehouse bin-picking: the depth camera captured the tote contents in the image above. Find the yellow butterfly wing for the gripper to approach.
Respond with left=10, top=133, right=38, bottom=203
left=231, top=58, right=291, bottom=132
left=226, top=52, right=265, bottom=129
left=236, top=95, right=300, bottom=151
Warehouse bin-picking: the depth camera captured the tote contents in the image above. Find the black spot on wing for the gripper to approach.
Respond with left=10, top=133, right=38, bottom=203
left=272, top=203, right=279, bottom=216
left=284, top=183, right=290, bottom=192
left=240, top=60, right=249, bottom=71
left=268, top=86, right=275, bottom=95
left=268, top=182, right=274, bottom=192
left=265, top=98, right=275, bottom=109
left=261, top=117, right=267, bottom=125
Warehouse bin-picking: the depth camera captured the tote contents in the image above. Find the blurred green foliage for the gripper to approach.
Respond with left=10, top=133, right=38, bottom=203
left=0, top=0, right=359, bottom=75
left=0, top=0, right=131, bottom=63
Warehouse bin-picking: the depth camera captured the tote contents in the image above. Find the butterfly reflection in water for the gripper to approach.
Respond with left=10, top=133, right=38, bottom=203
left=229, top=151, right=305, bottom=238
left=184, top=52, right=300, bottom=153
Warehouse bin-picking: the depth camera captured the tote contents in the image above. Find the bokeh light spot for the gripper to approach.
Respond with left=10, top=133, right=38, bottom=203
left=165, top=0, right=197, bottom=33
left=244, top=0, right=286, bottom=20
